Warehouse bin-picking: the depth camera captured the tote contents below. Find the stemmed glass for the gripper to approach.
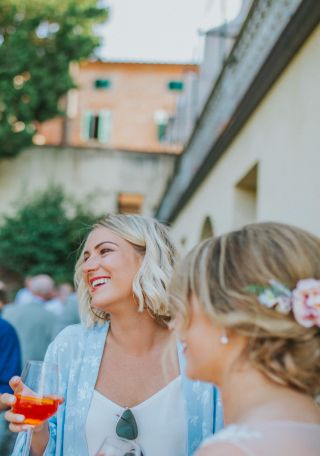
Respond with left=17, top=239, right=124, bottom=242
left=11, top=360, right=63, bottom=456
left=95, top=436, right=143, bottom=456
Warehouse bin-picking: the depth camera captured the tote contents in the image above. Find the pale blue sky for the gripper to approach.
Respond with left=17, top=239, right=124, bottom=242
left=97, top=0, right=242, bottom=63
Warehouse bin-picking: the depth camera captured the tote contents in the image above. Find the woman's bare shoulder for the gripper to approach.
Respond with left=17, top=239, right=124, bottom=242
left=196, top=441, right=248, bottom=456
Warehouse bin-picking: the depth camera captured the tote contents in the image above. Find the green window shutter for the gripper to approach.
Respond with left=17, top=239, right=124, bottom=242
left=94, top=79, right=111, bottom=89
left=157, top=123, right=167, bottom=142
left=81, top=111, right=92, bottom=141
left=98, top=109, right=111, bottom=144
left=154, top=109, right=168, bottom=143
left=167, top=80, right=184, bottom=91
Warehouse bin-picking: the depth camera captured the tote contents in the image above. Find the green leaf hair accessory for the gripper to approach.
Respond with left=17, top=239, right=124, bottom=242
left=245, top=279, right=292, bottom=314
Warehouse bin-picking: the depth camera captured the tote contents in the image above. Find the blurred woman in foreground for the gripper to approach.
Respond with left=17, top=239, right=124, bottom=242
left=170, top=222, right=320, bottom=456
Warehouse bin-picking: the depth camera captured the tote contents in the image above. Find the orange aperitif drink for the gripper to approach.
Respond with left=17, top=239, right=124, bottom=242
left=13, top=394, right=63, bottom=425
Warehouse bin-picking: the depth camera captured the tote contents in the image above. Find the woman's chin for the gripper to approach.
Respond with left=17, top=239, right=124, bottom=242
left=91, top=300, right=109, bottom=313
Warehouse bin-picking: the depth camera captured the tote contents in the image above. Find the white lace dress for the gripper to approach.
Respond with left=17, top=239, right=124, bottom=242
left=199, top=421, right=320, bottom=456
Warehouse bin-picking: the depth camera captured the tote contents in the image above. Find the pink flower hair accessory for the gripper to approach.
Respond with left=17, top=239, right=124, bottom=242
left=292, top=279, right=320, bottom=328
left=246, top=278, right=320, bottom=329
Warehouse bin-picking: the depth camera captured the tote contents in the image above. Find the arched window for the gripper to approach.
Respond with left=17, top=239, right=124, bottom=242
left=200, top=216, right=214, bottom=240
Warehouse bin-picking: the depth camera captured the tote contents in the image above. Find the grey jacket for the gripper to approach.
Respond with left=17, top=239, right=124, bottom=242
left=3, top=301, right=57, bottom=368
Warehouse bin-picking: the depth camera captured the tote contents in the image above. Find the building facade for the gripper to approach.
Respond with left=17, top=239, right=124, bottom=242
left=37, top=60, right=198, bottom=154
left=156, top=0, right=320, bottom=252
left=0, top=60, right=198, bottom=218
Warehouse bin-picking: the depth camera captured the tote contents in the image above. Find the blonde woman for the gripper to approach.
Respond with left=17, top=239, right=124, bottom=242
left=170, top=222, right=320, bottom=456
left=2, top=214, right=223, bottom=456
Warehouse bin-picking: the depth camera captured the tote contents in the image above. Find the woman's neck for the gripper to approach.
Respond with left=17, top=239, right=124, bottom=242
left=219, top=364, right=320, bottom=425
left=108, top=309, right=170, bottom=356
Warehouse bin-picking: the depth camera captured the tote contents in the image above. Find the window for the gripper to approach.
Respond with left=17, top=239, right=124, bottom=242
left=154, top=109, right=169, bottom=143
left=66, top=89, right=78, bottom=118
left=157, top=123, right=167, bottom=142
left=117, top=193, right=144, bottom=214
left=200, top=216, right=214, bottom=240
left=82, top=110, right=111, bottom=144
left=234, top=163, right=258, bottom=228
left=167, top=80, right=184, bottom=91
left=94, top=79, right=111, bottom=89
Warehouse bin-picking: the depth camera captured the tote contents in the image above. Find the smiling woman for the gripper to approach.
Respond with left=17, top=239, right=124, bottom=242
left=3, top=213, right=223, bottom=456
left=76, top=214, right=175, bottom=328
left=80, top=226, right=144, bottom=321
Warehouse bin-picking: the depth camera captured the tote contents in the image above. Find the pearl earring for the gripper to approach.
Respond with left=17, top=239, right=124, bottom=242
left=220, top=333, right=229, bottom=345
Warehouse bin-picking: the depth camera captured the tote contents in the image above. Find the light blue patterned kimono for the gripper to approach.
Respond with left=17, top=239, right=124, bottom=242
left=12, top=323, right=223, bottom=455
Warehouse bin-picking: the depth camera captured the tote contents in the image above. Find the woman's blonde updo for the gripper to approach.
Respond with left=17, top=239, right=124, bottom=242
left=75, top=213, right=177, bottom=328
left=170, top=222, right=320, bottom=398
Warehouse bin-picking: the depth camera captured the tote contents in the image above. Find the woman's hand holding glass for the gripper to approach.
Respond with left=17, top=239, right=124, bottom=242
left=1, top=376, right=44, bottom=433
left=1, top=361, right=63, bottom=456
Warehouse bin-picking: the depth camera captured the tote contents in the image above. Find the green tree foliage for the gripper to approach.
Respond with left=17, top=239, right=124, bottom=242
left=0, top=187, right=101, bottom=283
left=0, top=0, right=108, bottom=158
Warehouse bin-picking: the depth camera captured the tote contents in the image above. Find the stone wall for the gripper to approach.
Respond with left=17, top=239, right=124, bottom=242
left=0, top=146, right=176, bottom=217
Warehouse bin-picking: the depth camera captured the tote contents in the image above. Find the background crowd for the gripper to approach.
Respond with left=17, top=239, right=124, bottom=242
left=0, top=274, right=79, bottom=454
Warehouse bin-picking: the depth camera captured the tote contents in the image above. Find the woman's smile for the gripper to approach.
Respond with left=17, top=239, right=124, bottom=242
left=89, top=275, right=111, bottom=292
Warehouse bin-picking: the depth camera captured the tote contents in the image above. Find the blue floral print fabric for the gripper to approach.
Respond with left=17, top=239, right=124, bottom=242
left=11, top=323, right=223, bottom=455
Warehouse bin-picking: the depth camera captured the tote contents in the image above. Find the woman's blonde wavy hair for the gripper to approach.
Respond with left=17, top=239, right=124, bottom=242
left=75, top=213, right=177, bottom=328
left=170, top=222, right=320, bottom=398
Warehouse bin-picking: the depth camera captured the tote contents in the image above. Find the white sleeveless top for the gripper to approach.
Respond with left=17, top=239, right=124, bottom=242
left=199, top=421, right=320, bottom=456
left=85, top=376, right=187, bottom=456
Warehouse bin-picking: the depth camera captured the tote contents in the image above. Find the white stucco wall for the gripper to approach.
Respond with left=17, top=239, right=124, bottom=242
left=0, top=147, right=175, bottom=217
left=169, top=27, right=320, bottom=253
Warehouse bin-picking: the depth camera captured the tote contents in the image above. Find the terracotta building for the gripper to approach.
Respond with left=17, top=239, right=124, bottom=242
left=38, top=60, right=198, bottom=154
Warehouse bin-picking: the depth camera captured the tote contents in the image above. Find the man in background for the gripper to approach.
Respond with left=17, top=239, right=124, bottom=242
left=2, top=274, right=58, bottom=367
left=13, top=276, right=35, bottom=306
left=53, top=290, right=80, bottom=336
